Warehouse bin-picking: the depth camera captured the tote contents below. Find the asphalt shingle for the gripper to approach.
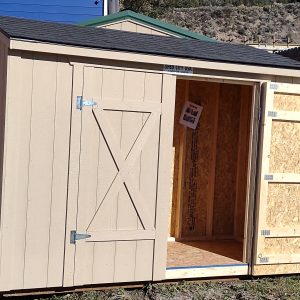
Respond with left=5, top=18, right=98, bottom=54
left=0, top=15, right=300, bottom=70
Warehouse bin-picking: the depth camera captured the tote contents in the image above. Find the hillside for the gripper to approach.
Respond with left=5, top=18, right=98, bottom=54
left=164, top=3, right=300, bottom=44
left=121, top=1, right=300, bottom=44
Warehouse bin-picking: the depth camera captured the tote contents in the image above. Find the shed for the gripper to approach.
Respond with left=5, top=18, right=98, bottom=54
left=277, top=47, right=300, bottom=62
left=0, top=15, right=300, bottom=293
left=79, top=9, right=213, bottom=41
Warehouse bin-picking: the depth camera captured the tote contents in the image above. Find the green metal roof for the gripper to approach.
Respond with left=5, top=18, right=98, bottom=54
left=79, top=10, right=214, bottom=42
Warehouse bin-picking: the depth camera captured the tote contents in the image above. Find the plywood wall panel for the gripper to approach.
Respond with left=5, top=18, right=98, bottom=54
left=267, top=183, right=300, bottom=228
left=264, top=238, right=300, bottom=254
left=234, top=85, right=252, bottom=239
left=273, top=93, right=300, bottom=111
left=213, top=84, right=241, bottom=236
left=181, top=81, right=220, bottom=238
left=269, top=121, right=300, bottom=174
left=170, top=79, right=186, bottom=237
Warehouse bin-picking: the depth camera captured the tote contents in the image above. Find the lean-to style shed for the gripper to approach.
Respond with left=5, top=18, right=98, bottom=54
left=0, top=15, right=300, bottom=293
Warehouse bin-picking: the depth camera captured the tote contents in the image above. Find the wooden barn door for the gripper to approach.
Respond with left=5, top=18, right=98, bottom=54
left=63, top=65, right=176, bottom=286
left=253, top=82, right=300, bottom=276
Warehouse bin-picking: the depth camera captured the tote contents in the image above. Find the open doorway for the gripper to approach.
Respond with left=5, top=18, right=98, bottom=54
left=167, top=78, right=254, bottom=278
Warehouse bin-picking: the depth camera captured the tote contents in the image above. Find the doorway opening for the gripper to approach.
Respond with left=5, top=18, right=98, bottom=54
left=167, top=78, right=254, bottom=278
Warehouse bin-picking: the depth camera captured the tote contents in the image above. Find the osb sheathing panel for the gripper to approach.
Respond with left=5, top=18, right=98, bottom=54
left=264, top=238, right=300, bottom=254
left=269, top=121, right=300, bottom=174
left=267, top=184, right=300, bottom=228
left=273, top=93, right=300, bottom=111
left=213, top=84, right=241, bottom=236
left=181, top=80, right=220, bottom=238
left=253, top=264, right=300, bottom=276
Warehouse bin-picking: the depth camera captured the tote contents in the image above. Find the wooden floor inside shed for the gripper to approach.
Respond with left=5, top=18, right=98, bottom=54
left=167, top=240, right=244, bottom=268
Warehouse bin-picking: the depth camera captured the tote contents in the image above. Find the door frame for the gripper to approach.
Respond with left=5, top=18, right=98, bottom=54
left=166, top=75, right=262, bottom=278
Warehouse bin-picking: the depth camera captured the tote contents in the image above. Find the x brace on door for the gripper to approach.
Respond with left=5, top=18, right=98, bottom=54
left=84, top=101, right=162, bottom=242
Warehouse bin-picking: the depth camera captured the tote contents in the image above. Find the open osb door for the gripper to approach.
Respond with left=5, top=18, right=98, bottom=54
left=253, top=82, right=300, bottom=276
left=63, top=65, right=176, bottom=286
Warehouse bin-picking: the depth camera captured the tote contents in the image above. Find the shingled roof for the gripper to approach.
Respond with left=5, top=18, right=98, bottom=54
left=1, top=15, right=300, bottom=70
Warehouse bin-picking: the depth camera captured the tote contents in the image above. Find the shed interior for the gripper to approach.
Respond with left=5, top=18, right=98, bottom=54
left=168, top=79, right=253, bottom=270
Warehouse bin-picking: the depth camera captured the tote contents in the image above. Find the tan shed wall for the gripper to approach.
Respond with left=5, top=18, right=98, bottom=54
left=98, top=20, right=171, bottom=36
left=0, top=52, right=73, bottom=291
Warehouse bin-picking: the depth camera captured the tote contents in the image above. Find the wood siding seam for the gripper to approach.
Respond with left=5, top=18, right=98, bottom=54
left=46, top=59, right=59, bottom=287
left=23, top=58, right=35, bottom=289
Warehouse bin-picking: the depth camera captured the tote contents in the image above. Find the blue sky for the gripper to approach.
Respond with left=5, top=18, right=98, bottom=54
left=0, top=0, right=104, bottom=24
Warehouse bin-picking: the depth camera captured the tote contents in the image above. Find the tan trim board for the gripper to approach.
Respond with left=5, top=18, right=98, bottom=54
left=165, top=264, right=249, bottom=279
left=272, top=82, right=300, bottom=94
left=257, top=254, right=300, bottom=265
left=260, top=227, right=300, bottom=238
left=263, top=173, right=300, bottom=183
left=269, top=110, right=300, bottom=122
left=177, top=74, right=260, bottom=85
left=10, top=39, right=300, bottom=78
left=253, top=264, right=300, bottom=276
left=253, top=82, right=274, bottom=264
left=152, top=74, right=177, bottom=281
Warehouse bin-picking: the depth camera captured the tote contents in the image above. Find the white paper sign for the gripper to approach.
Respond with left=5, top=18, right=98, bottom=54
left=179, top=101, right=203, bottom=130
left=164, top=65, right=193, bottom=74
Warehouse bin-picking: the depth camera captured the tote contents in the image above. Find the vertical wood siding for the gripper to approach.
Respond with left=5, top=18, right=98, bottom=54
left=0, top=53, right=73, bottom=291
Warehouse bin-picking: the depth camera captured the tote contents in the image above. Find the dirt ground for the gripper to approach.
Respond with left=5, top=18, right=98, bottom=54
left=28, top=276, right=300, bottom=300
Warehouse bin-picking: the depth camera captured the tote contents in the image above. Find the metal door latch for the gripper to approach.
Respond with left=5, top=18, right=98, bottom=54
left=76, top=96, right=97, bottom=110
left=70, top=230, right=91, bottom=244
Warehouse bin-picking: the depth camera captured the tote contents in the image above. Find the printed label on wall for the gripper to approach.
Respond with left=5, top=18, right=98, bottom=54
left=179, top=101, right=203, bottom=129
left=164, top=65, right=193, bottom=74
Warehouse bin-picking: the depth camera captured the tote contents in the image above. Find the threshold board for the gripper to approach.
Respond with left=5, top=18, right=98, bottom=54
left=165, top=263, right=249, bottom=279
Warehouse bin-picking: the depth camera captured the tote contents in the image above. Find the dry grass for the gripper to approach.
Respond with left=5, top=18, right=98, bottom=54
left=27, top=276, right=300, bottom=300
